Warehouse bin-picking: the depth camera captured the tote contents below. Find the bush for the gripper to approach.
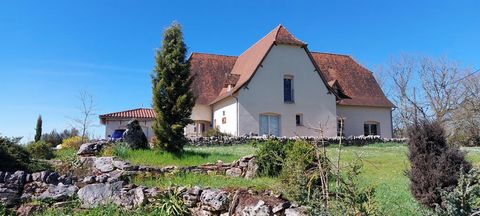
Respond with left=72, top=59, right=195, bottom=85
left=434, top=168, right=480, bottom=216
left=61, top=136, right=83, bottom=149
left=203, top=127, right=231, bottom=138
left=0, top=136, right=50, bottom=172
left=124, top=120, right=149, bottom=149
left=280, top=140, right=318, bottom=203
left=101, top=142, right=131, bottom=158
left=407, top=120, right=471, bottom=208
left=27, top=140, right=54, bottom=160
left=255, top=139, right=292, bottom=177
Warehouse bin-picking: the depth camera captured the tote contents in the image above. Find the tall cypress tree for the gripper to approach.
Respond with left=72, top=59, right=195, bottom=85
left=34, top=115, right=42, bottom=142
left=152, top=22, right=195, bottom=153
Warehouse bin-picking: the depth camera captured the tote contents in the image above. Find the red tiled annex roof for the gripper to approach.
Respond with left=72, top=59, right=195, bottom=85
left=310, top=52, right=394, bottom=107
left=99, top=108, right=155, bottom=124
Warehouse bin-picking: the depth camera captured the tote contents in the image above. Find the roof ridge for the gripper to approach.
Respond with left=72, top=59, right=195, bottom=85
left=310, top=51, right=351, bottom=58
left=190, top=52, right=238, bottom=58
left=100, top=107, right=152, bottom=116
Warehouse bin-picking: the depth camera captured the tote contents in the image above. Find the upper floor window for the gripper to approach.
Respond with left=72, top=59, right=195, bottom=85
left=364, top=122, right=379, bottom=136
left=284, top=75, right=294, bottom=103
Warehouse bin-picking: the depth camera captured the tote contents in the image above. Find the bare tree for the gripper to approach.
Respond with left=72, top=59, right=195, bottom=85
left=72, top=91, right=97, bottom=142
left=419, top=57, right=466, bottom=125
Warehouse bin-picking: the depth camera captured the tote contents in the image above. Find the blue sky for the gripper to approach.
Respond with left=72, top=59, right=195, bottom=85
left=1, top=0, right=479, bottom=142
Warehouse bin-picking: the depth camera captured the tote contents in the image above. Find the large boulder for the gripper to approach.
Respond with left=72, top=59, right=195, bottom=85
left=123, top=120, right=149, bottom=149
left=77, top=181, right=123, bottom=208
left=226, top=168, right=242, bottom=177
left=244, top=157, right=258, bottom=179
left=200, top=189, right=230, bottom=212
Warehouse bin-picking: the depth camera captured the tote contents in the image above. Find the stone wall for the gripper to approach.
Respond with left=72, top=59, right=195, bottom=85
left=189, top=135, right=406, bottom=146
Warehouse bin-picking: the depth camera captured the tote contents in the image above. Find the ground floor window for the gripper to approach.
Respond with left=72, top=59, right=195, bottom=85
left=364, top=122, right=379, bottom=136
left=260, top=114, right=280, bottom=136
left=337, top=118, right=345, bottom=136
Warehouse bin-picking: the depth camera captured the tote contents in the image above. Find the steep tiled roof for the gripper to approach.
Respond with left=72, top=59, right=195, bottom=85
left=189, top=53, right=237, bottom=104
left=310, top=52, right=394, bottom=107
left=99, top=108, right=155, bottom=124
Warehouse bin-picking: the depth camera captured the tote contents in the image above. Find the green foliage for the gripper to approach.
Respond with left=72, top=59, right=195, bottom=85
left=42, top=128, right=79, bottom=147
left=332, top=161, right=378, bottom=216
left=148, top=189, right=189, bottom=216
left=152, top=22, right=195, bottom=153
left=61, top=136, right=83, bottom=149
left=0, top=136, right=51, bottom=172
left=203, top=127, right=231, bottom=138
left=434, top=168, right=480, bottom=216
left=280, top=140, right=319, bottom=203
left=101, top=142, right=131, bottom=158
left=124, top=120, right=149, bottom=149
left=255, top=139, right=292, bottom=177
left=0, top=202, right=7, bottom=216
left=35, top=115, right=42, bottom=142
left=27, top=140, right=54, bottom=160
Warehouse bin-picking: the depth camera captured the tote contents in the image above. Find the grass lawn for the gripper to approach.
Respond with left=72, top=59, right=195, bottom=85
left=57, top=142, right=480, bottom=216
left=118, top=144, right=257, bottom=167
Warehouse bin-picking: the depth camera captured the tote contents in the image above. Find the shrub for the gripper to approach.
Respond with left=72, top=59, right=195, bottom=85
left=27, top=140, right=54, bottom=160
left=280, top=140, right=318, bottom=203
left=407, top=120, right=471, bottom=208
left=0, top=136, right=50, bottom=172
left=148, top=188, right=189, bottom=216
left=61, top=136, right=83, bottom=149
left=434, top=168, right=480, bottom=216
left=255, top=139, right=292, bottom=177
left=203, top=127, right=231, bottom=138
left=124, top=120, right=149, bottom=149
left=101, top=142, right=131, bottom=158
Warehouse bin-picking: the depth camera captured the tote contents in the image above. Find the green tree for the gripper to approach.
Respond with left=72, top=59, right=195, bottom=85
left=34, top=115, right=42, bottom=142
left=152, top=22, right=195, bottom=153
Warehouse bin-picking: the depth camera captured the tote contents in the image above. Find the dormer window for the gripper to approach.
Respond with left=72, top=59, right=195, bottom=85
left=284, top=75, right=294, bottom=103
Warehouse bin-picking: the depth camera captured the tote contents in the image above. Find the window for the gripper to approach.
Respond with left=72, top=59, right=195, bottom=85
left=200, top=123, right=205, bottom=133
left=295, top=114, right=303, bottom=126
left=364, top=122, right=379, bottom=136
left=337, top=118, right=345, bottom=136
left=260, top=114, right=280, bottom=136
left=284, top=75, right=294, bottom=103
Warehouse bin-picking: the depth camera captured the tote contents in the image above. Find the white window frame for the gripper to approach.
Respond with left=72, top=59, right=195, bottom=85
left=284, top=75, right=294, bottom=103
left=259, top=114, right=281, bottom=136
left=364, top=121, right=380, bottom=136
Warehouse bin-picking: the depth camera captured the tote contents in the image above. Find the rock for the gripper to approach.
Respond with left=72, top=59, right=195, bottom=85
left=16, top=203, right=43, bottom=216
left=284, top=207, right=307, bottom=216
left=244, top=158, right=258, bottom=179
left=183, top=187, right=202, bottom=208
left=242, top=200, right=271, bottom=216
left=31, top=172, right=41, bottom=182
left=272, top=201, right=291, bottom=213
left=77, top=142, right=101, bottom=156
left=77, top=181, right=123, bottom=208
left=96, top=174, right=108, bottom=183
left=226, top=168, right=243, bottom=177
left=94, top=157, right=115, bottom=173
left=0, top=185, right=21, bottom=206
left=45, top=172, right=60, bottom=184
left=39, top=171, right=52, bottom=183
left=200, top=189, right=230, bottom=212
left=5, top=171, right=27, bottom=185
left=25, top=174, right=33, bottom=183
left=111, top=187, right=146, bottom=209
left=113, top=160, right=133, bottom=171
left=187, top=186, right=202, bottom=196
left=133, top=187, right=145, bottom=206
left=82, top=176, right=96, bottom=184
left=0, top=172, right=6, bottom=183
left=36, top=183, right=78, bottom=201
left=106, top=170, right=124, bottom=183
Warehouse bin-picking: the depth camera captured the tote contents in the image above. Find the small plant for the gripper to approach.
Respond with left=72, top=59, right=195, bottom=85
left=148, top=189, right=189, bottom=216
left=255, top=139, right=292, bottom=177
left=27, top=140, right=54, bottom=160
left=123, top=120, right=149, bottom=149
left=61, top=136, right=84, bottom=149
left=434, top=168, right=480, bottom=216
